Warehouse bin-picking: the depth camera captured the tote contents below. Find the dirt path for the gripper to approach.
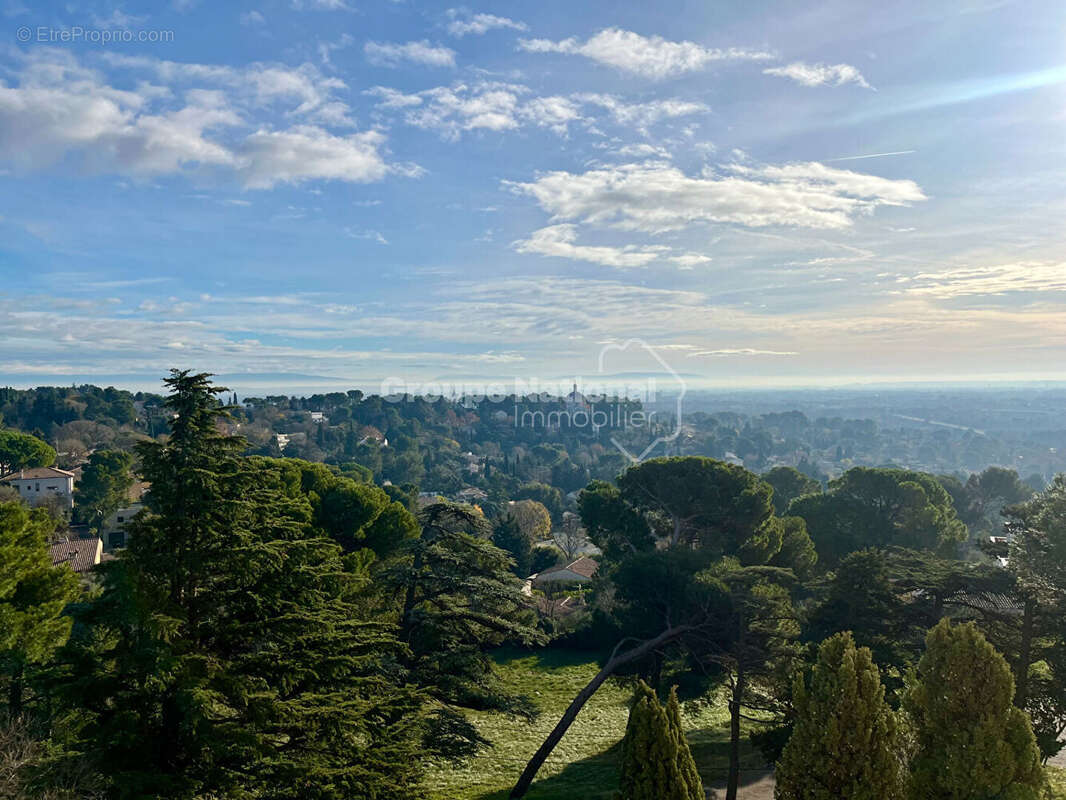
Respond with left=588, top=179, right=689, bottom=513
left=706, top=771, right=775, bottom=799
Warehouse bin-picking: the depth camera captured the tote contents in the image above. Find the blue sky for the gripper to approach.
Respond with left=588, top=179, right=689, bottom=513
left=0, top=0, right=1064, bottom=393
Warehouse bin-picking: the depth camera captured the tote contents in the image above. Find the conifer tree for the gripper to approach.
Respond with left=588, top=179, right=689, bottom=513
left=493, top=512, right=532, bottom=576
left=775, top=632, right=903, bottom=800
left=68, top=371, right=425, bottom=799
left=390, top=502, right=544, bottom=757
left=0, top=502, right=79, bottom=715
left=618, top=681, right=703, bottom=800
left=904, top=619, right=1045, bottom=800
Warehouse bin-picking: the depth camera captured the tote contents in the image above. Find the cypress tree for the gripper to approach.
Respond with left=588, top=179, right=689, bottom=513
left=0, top=502, right=80, bottom=715
left=618, top=681, right=703, bottom=800
left=904, top=619, right=1045, bottom=800
left=775, top=632, right=903, bottom=800
left=69, top=371, right=425, bottom=799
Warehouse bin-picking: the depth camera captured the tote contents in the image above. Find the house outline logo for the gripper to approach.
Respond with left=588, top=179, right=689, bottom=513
left=597, top=338, right=686, bottom=463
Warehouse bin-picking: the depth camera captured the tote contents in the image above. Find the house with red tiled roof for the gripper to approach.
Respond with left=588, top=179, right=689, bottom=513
left=528, top=556, right=598, bottom=587
left=49, top=536, right=102, bottom=575
left=1, top=466, right=75, bottom=509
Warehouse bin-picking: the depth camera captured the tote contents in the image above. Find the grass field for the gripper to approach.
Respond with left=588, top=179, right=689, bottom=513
left=423, top=648, right=771, bottom=800
left=426, top=648, right=1066, bottom=800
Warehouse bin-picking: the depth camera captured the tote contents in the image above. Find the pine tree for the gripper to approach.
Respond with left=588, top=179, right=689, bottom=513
left=0, top=502, right=80, bottom=715
left=618, top=681, right=703, bottom=800
left=775, top=632, right=903, bottom=800
left=68, top=371, right=425, bottom=799
left=904, top=619, right=1045, bottom=800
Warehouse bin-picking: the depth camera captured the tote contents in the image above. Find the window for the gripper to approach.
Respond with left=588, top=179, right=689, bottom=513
left=117, top=516, right=124, bottom=523
left=109, top=532, right=126, bottom=549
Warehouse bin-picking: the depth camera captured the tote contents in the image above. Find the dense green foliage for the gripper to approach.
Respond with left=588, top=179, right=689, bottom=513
left=6, top=375, right=1066, bottom=799
left=63, top=371, right=427, bottom=799
left=762, top=466, right=821, bottom=515
left=0, top=429, right=56, bottom=475
left=905, top=619, right=1045, bottom=800
left=572, top=457, right=812, bottom=800
left=0, top=502, right=80, bottom=715
left=789, top=467, right=967, bottom=568
left=618, top=682, right=702, bottom=800
left=73, top=450, right=134, bottom=530
left=776, top=633, right=903, bottom=800
left=385, top=501, right=544, bottom=759
left=494, top=513, right=533, bottom=577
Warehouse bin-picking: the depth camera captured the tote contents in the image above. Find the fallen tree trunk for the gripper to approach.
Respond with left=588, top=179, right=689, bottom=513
left=509, top=625, right=691, bottom=799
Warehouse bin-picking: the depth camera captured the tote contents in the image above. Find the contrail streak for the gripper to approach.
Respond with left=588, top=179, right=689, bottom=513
left=826, top=150, right=916, bottom=162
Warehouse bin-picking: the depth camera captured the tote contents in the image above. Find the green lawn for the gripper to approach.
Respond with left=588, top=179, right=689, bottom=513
left=425, top=648, right=1066, bottom=799
left=423, top=648, right=769, bottom=800
left=1050, top=767, right=1066, bottom=798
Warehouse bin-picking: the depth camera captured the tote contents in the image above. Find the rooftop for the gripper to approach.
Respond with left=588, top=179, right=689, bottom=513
left=1, top=466, right=76, bottom=481
left=536, top=556, right=599, bottom=580
left=49, top=537, right=102, bottom=574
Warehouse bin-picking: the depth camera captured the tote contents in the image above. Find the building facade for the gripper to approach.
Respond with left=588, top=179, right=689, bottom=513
left=1, top=466, right=75, bottom=509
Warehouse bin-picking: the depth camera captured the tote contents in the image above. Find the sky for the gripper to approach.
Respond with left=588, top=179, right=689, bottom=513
left=0, top=0, right=1064, bottom=395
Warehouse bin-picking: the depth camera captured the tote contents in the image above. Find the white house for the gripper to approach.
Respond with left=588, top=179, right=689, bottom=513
left=101, top=502, right=144, bottom=553
left=1, top=466, right=75, bottom=509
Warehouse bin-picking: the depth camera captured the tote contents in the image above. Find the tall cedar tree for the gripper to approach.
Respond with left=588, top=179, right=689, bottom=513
left=904, top=619, right=1045, bottom=800
left=618, top=681, right=703, bottom=800
left=69, top=370, right=424, bottom=800
left=775, top=632, right=903, bottom=800
left=390, top=502, right=544, bottom=758
left=0, top=501, right=80, bottom=715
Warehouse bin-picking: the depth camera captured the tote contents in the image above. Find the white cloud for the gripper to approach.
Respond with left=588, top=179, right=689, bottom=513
left=369, top=84, right=708, bottom=139
left=92, top=9, right=148, bottom=29
left=364, top=85, right=425, bottom=109
left=369, top=82, right=526, bottom=139
left=576, top=93, right=708, bottom=131
left=446, top=10, right=527, bottom=37
left=103, top=53, right=355, bottom=126
left=346, top=227, right=389, bottom=244
left=0, top=68, right=238, bottom=173
left=508, top=161, right=926, bottom=233
left=905, top=261, right=1066, bottom=298
left=513, top=224, right=664, bottom=267
left=687, top=348, right=798, bottom=357
left=0, top=52, right=403, bottom=189
left=364, top=40, right=457, bottom=68
left=518, top=95, right=583, bottom=134
left=606, top=143, right=673, bottom=160
left=518, top=28, right=773, bottom=79
left=236, top=127, right=390, bottom=188
left=670, top=253, right=712, bottom=269
left=763, top=61, right=871, bottom=88
left=291, top=0, right=348, bottom=9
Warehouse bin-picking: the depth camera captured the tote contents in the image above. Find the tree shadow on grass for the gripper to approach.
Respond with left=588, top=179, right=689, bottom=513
left=470, top=725, right=771, bottom=800
left=470, top=740, right=622, bottom=800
